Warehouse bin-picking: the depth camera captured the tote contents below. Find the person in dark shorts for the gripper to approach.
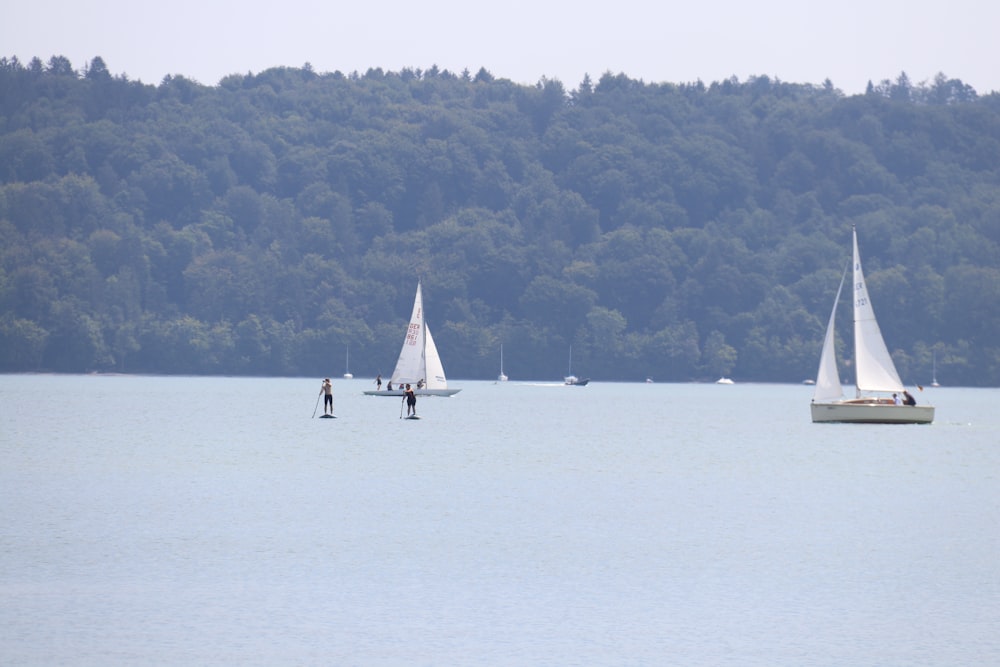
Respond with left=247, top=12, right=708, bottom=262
left=321, top=378, right=333, bottom=415
left=404, top=383, right=417, bottom=417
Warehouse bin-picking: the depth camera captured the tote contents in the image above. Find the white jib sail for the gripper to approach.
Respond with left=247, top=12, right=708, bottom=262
left=852, top=228, right=905, bottom=394
left=813, top=264, right=848, bottom=402
left=423, top=324, right=448, bottom=389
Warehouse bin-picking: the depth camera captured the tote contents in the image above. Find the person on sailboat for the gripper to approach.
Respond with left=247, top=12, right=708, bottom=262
left=892, top=393, right=902, bottom=405
left=416, top=378, right=424, bottom=389
left=386, top=380, right=393, bottom=391
left=404, top=384, right=417, bottom=417
left=320, top=378, right=333, bottom=415
left=375, top=374, right=382, bottom=391
left=902, top=390, right=917, bottom=406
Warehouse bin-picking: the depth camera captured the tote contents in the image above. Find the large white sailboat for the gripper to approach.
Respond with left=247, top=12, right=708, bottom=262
left=810, top=227, right=933, bottom=424
left=363, top=282, right=460, bottom=397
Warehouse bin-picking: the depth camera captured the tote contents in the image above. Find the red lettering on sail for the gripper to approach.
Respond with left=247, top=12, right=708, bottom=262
left=404, top=323, right=419, bottom=346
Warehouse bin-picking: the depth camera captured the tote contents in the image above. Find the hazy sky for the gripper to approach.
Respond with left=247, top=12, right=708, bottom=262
left=5, top=0, right=998, bottom=94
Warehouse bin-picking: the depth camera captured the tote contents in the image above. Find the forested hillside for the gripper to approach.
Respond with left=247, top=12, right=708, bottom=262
left=2, top=56, right=999, bottom=385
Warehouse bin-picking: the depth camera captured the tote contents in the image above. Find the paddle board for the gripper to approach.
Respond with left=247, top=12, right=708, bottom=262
left=319, top=414, right=337, bottom=419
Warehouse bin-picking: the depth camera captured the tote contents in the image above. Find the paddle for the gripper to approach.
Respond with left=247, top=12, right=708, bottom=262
left=400, top=394, right=405, bottom=419
left=312, top=390, right=321, bottom=418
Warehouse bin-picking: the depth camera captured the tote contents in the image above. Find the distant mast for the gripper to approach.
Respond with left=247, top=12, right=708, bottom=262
left=498, top=344, right=508, bottom=382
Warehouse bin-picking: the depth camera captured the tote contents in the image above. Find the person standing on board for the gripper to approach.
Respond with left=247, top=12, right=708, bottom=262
left=404, top=383, right=417, bottom=417
left=375, top=373, right=382, bottom=391
left=320, top=378, right=334, bottom=415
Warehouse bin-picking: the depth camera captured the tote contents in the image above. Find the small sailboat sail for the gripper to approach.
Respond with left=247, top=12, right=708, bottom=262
left=363, top=282, right=460, bottom=397
left=498, top=344, right=508, bottom=382
left=810, top=227, right=933, bottom=423
left=422, top=324, right=448, bottom=388
left=931, top=350, right=940, bottom=387
left=343, top=346, right=353, bottom=379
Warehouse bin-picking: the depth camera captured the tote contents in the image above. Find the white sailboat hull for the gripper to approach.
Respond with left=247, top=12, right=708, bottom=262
left=363, top=389, right=461, bottom=397
left=811, top=401, right=934, bottom=424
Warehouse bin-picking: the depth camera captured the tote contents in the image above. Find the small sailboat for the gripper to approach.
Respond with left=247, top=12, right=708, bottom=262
left=343, top=346, right=353, bottom=379
left=363, top=282, right=460, bottom=397
left=931, top=350, right=940, bottom=387
left=810, top=227, right=934, bottom=424
left=498, top=344, right=508, bottom=382
left=564, top=346, right=589, bottom=386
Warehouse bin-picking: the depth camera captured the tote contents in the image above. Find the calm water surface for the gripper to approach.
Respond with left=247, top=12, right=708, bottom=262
left=2, top=375, right=998, bottom=665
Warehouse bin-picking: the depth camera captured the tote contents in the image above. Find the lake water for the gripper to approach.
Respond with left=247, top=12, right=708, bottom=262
left=2, top=375, right=999, bottom=665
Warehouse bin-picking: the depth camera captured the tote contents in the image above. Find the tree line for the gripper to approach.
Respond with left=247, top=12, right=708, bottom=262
left=1, top=55, right=999, bottom=385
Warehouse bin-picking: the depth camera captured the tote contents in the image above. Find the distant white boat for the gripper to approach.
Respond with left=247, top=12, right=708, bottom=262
left=810, top=227, right=934, bottom=424
left=716, top=377, right=734, bottom=385
left=343, top=346, right=353, bottom=379
left=363, top=282, right=460, bottom=397
left=931, top=350, right=940, bottom=387
left=564, top=346, right=589, bottom=386
left=498, top=344, right=508, bottom=382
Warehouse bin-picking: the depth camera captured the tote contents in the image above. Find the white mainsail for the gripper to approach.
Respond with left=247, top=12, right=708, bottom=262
left=851, top=229, right=905, bottom=394
left=391, top=283, right=426, bottom=385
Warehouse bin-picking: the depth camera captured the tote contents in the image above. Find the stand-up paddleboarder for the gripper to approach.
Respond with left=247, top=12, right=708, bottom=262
left=320, top=378, right=334, bottom=416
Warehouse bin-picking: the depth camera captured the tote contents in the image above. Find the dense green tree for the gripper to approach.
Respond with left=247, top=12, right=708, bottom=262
left=0, top=314, right=48, bottom=369
left=0, top=58, right=998, bottom=382
left=520, top=275, right=598, bottom=340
